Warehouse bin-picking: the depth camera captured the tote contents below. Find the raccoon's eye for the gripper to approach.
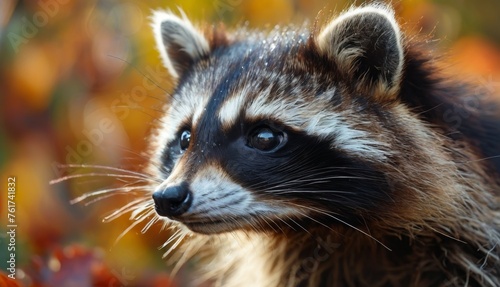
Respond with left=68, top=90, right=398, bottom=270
left=179, top=130, right=191, bottom=151
left=248, top=127, right=285, bottom=152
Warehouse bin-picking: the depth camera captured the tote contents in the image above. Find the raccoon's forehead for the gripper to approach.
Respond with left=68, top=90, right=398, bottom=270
left=173, top=30, right=332, bottom=123
left=170, top=32, right=316, bottom=126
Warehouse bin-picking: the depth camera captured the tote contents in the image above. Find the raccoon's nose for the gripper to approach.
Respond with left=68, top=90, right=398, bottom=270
left=152, top=183, right=192, bottom=217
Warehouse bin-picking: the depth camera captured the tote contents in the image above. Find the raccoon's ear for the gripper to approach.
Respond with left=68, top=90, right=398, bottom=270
left=316, top=5, right=403, bottom=99
left=152, top=10, right=210, bottom=79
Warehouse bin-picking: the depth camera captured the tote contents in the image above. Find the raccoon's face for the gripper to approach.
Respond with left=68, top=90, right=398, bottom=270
left=150, top=6, right=438, bottom=234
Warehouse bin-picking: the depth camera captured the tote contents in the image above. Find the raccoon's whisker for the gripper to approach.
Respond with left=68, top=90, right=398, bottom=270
left=161, top=231, right=186, bottom=261
left=50, top=173, right=152, bottom=184
left=133, top=206, right=155, bottom=222
left=300, top=168, right=384, bottom=180
left=113, top=209, right=156, bottom=246
left=103, top=198, right=150, bottom=223
left=244, top=169, right=383, bottom=191
left=428, top=226, right=466, bottom=244
left=287, top=173, right=380, bottom=182
left=239, top=215, right=260, bottom=234
left=130, top=201, right=155, bottom=220
left=283, top=215, right=310, bottom=234
left=263, top=214, right=293, bottom=234
left=70, top=185, right=149, bottom=205
left=54, top=163, right=153, bottom=179
left=141, top=215, right=160, bottom=234
left=457, top=155, right=500, bottom=165
left=268, top=178, right=352, bottom=189
left=270, top=189, right=352, bottom=196
left=163, top=232, right=188, bottom=259
left=73, top=178, right=148, bottom=204
left=265, top=220, right=282, bottom=236
left=294, top=203, right=392, bottom=251
left=80, top=192, right=142, bottom=207
left=254, top=214, right=278, bottom=233
left=289, top=209, right=335, bottom=234
left=275, top=215, right=297, bottom=232
left=216, top=209, right=259, bottom=235
left=262, top=214, right=287, bottom=234
left=286, top=215, right=311, bottom=234
left=268, top=176, right=372, bottom=189
left=160, top=229, right=182, bottom=250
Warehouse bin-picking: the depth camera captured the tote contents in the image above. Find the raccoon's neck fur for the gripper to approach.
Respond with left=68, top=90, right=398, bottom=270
left=205, top=196, right=499, bottom=287
left=200, top=212, right=499, bottom=287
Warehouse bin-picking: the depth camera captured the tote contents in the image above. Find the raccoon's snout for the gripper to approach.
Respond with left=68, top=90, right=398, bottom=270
left=152, top=183, right=192, bottom=217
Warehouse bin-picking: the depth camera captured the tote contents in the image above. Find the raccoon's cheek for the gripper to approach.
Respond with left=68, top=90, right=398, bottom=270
left=187, top=171, right=255, bottom=217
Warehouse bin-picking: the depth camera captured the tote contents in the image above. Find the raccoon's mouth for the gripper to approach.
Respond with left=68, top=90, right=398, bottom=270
left=180, top=218, right=247, bottom=234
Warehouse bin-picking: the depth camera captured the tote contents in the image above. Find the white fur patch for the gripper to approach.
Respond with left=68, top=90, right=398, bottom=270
left=218, top=87, right=250, bottom=128
left=152, top=10, right=210, bottom=78
left=188, top=166, right=295, bottom=219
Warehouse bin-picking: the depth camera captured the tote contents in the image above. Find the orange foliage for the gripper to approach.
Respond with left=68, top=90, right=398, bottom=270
left=0, top=272, right=23, bottom=287
left=450, top=36, right=500, bottom=78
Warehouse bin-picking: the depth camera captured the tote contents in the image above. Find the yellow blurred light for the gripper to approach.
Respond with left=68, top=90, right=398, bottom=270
left=48, top=256, right=61, bottom=272
left=243, top=0, right=294, bottom=26
left=11, top=44, right=58, bottom=111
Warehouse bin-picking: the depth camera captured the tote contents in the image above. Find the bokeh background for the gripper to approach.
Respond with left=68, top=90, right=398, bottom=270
left=1, top=0, right=500, bottom=286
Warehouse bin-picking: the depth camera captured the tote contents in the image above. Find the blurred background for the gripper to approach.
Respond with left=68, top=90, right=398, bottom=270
left=1, top=0, right=499, bottom=286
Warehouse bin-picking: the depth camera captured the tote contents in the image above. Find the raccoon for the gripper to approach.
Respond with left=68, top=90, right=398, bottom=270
left=147, top=4, right=500, bottom=287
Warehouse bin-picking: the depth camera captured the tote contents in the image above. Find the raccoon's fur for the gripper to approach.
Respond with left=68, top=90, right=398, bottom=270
left=147, top=4, right=500, bottom=287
